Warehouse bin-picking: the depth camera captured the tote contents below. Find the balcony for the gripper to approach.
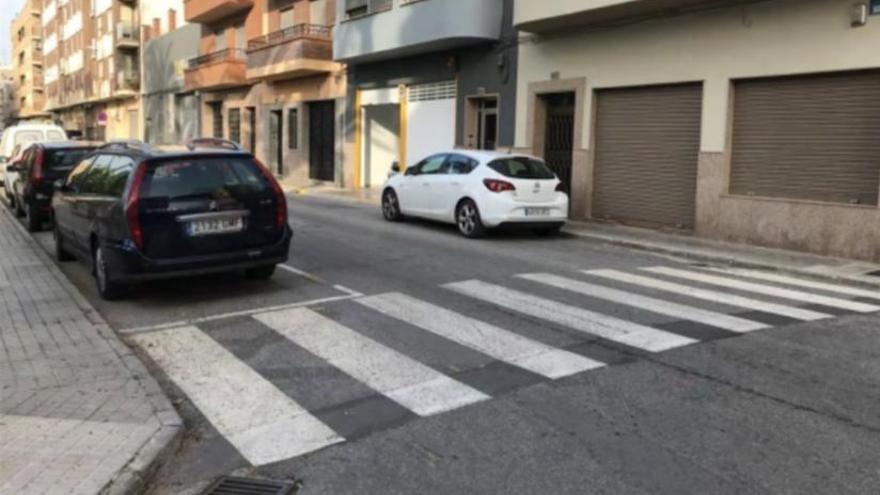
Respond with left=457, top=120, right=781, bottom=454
left=116, top=22, right=139, bottom=49
left=514, top=0, right=746, bottom=33
left=333, top=0, right=503, bottom=63
left=114, top=71, right=140, bottom=96
left=246, top=24, right=335, bottom=82
left=184, top=48, right=248, bottom=91
left=184, top=0, right=253, bottom=24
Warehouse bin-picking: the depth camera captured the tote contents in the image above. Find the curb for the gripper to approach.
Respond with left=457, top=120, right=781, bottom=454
left=0, top=207, right=184, bottom=495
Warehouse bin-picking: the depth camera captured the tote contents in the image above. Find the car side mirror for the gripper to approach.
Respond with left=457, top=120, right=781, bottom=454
left=391, top=161, right=400, bottom=173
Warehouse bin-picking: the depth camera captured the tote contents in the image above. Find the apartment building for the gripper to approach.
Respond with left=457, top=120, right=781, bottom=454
left=184, top=0, right=344, bottom=185
left=41, top=0, right=182, bottom=139
left=0, top=68, right=15, bottom=129
left=514, top=0, right=880, bottom=262
left=335, top=0, right=517, bottom=189
left=11, top=0, right=49, bottom=120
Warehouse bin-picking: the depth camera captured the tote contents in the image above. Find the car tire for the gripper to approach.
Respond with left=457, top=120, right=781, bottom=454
left=94, top=245, right=125, bottom=300
left=14, top=196, right=24, bottom=218
left=25, top=203, right=41, bottom=232
left=382, top=189, right=404, bottom=222
left=534, top=226, right=562, bottom=237
left=54, top=226, right=74, bottom=262
left=245, top=265, right=277, bottom=280
left=456, top=199, right=486, bottom=239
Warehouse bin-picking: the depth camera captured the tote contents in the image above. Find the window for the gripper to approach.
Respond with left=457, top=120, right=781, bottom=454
left=45, top=148, right=96, bottom=176
left=66, top=156, right=96, bottom=189
left=214, top=27, right=227, bottom=52
left=280, top=6, right=294, bottom=29
left=488, top=157, right=555, bottom=179
left=77, top=153, right=114, bottom=194
left=141, top=157, right=271, bottom=201
left=210, top=102, right=223, bottom=138
left=105, top=155, right=133, bottom=197
left=228, top=108, right=241, bottom=145
left=234, top=22, right=245, bottom=51
left=447, top=155, right=477, bottom=175
left=406, top=154, right=447, bottom=176
left=287, top=108, right=297, bottom=149
left=47, top=130, right=65, bottom=140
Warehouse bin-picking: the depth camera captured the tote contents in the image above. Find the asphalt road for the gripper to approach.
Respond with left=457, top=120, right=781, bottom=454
left=28, top=194, right=880, bottom=495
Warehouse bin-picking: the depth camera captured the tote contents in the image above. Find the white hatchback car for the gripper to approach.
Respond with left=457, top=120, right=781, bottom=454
left=381, top=150, right=569, bottom=238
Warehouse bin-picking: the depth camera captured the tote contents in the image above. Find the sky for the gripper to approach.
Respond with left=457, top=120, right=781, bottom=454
left=0, top=0, right=27, bottom=66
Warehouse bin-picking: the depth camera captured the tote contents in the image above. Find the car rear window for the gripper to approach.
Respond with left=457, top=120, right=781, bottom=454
left=141, top=157, right=271, bottom=200
left=14, top=130, right=43, bottom=146
left=46, top=148, right=95, bottom=174
left=47, top=130, right=65, bottom=141
left=488, top=157, right=556, bottom=180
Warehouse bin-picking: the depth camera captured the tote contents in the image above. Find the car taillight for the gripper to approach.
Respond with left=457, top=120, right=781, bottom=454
left=555, top=182, right=567, bottom=193
left=254, top=159, right=287, bottom=231
left=483, top=178, right=515, bottom=193
left=126, top=161, right=147, bottom=250
left=32, top=149, right=45, bottom=186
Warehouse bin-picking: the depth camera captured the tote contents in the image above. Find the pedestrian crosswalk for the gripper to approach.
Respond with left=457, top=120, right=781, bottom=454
left=129, top=264, right=879, bottom=468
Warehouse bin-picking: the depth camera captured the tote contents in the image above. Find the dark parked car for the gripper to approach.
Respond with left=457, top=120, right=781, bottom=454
left=7, top=141, right=100, bottom=231
left=52, top=139, right=292, bottom=300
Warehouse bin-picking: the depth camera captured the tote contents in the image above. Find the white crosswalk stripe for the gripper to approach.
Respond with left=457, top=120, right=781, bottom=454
left=585, top=269, right=830, bottom=321
left=357, top=292, right=605, bottom=378
left=643, top=266, right=880, bottom=313
left=517, top=273, right=768, bottom=333
left=255, top=307, right=489, bottom=417
left=443, top=280, right=697, bottom=352
left=131, top=326, right=344, bottom=466
left=704, top=267, right=880, bottom=301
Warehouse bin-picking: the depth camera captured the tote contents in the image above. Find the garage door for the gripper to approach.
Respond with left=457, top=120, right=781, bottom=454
left=730, top=70, right=880, bottom=206
left=406, top=81, right=456, bottom=166
left=593, top=83, right=702, bottom=229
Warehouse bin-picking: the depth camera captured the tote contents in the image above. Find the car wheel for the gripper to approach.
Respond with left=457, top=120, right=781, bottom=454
left=382, top=189, right=404, bottom=222
left=54, top=226, right=74, bottom=262
left=245, top=265, right=276, bottom=280
left=534, top=226, right=562, bottom=237
left=456, top=199, right=486, bottom=238
left=14, top=196, right=24, bottom=218
left=25, top=203, right=41, bottom=232
left=94, top=245, right=125, bottom=300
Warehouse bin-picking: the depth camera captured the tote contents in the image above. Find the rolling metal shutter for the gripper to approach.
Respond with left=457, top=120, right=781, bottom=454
left=730, top=70, right=880, bottom=206
left=593, top=83, right=702, bottom=229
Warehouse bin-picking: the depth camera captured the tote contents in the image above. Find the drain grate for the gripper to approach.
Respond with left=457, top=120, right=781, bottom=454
left=202, top=476, right=297, bottom=495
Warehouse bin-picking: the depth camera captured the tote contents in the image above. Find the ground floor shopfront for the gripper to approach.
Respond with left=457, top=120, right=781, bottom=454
left=515, top=0, right=880, bottom=262
left=53, top=98, right=140, bottom=141
left=199, top=72, right=346, bottom=187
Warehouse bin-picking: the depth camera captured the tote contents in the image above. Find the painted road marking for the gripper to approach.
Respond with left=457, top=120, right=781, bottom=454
left=585, top=269, right=830, bottom=321
left=518, top=273, right=768, bottom=333
left=644, top=266, right=880, bottom=313
left=357, top=292, right=604, bottom=379
left=131, top=326, right=343, bottom=466
left=255, top=307, right=489, bottom=416
left=704, top=267, right=880, bottom=302
left=443, top=280, right=696, bottom=352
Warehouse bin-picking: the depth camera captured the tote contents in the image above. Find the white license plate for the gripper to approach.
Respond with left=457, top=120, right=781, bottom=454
left=187, top=217, right=244, bottom=236
left=524, top=207, right=550, bottom=217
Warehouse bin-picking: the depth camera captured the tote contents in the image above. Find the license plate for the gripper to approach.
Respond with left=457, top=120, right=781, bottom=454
left=524, top=208, right=550, bottom=217
left=187, top=217, right=244, bottom=236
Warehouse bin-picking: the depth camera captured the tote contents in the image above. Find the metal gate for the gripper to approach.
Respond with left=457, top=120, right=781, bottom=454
left=543, top=93, right=574, bottom=193
left=308, top=100, right=335, bottom=181
left=593, top=83, right=702, bottom=229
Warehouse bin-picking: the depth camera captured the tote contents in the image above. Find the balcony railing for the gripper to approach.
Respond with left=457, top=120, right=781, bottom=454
left=115, top=71, right=140, bottom=92
left=247, top=24, right=331, bottom=51
left=187, top=48, right=246, bottom=69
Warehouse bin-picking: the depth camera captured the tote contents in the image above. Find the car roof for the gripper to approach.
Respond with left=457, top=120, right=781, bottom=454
left=35, top=140, right=102, bottom=149
left=430, top=149, right=542, bottom=163
left=94, top=141, right=252, bottom=160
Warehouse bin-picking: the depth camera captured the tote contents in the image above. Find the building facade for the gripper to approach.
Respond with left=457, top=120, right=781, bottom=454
left=0, top=68, right=15, bottom=130
left=184, top=0, right=345, bottom=185
left=143, top=22, right=200, bottom=144
left=11, top=0, right=49, bottom=120
left=41, top=0, right=182, bottom=139
left=514, top=0, right=880, bottom=262
left=335, top=0, right=517, bottom=189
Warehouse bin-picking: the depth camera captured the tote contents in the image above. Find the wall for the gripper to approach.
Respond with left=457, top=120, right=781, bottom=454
left=515, top=0, right=880, bottom=261
left=144, top=24, right=201, bottom=144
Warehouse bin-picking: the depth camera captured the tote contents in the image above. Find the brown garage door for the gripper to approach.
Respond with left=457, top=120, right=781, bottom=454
left=593, top=83, right=702, bottom=229
left=730, top=70, right=880, bottom=206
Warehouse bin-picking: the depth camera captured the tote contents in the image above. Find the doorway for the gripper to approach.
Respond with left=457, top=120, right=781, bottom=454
left=269, top=109, right=283, bottom=175
left=362, top=104, right=400, bottom=188
left=542, top=92, right=575, bottom=193
left=476, top=97, right=498, bottom=150
left=308, top=100, right=335, bottom=182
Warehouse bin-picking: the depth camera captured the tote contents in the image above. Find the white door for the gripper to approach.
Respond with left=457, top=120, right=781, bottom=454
left=430, top=154, right=474, bottom=220
left=400, top=153, right=447, bottom=216
left=405, top=81, right=455, bottom=167
left=363, top=104, right=400, bottom=188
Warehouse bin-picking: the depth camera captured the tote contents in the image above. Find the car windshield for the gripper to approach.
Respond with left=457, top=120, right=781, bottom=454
left=46, top=149, right=96, bottom=174
left=141, top=157, right=271, bottom=201
left=488, top=157, right=556, bottom=180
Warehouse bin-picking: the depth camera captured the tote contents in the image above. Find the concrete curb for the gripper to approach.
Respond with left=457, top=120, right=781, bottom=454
left=1, top=207, right=184, bottom=495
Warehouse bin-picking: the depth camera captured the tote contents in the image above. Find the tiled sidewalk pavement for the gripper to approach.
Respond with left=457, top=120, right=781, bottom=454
left=0, top=207, right=181, bottom=494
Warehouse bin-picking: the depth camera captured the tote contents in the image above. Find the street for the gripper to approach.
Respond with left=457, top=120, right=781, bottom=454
left=29, top=193, right=880, bottom=494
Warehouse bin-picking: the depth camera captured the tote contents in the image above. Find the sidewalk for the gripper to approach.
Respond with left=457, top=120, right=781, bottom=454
left=0, top=208, right=181, bottom=494
left=298, top=186, right=880, bottom=289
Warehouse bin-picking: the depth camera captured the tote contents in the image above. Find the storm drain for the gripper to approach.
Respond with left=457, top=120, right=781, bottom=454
left=202, top=476, right=297, bottom=495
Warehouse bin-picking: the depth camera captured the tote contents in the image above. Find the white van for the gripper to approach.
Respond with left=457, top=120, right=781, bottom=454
left=0, top=123, right=67, bottom=188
